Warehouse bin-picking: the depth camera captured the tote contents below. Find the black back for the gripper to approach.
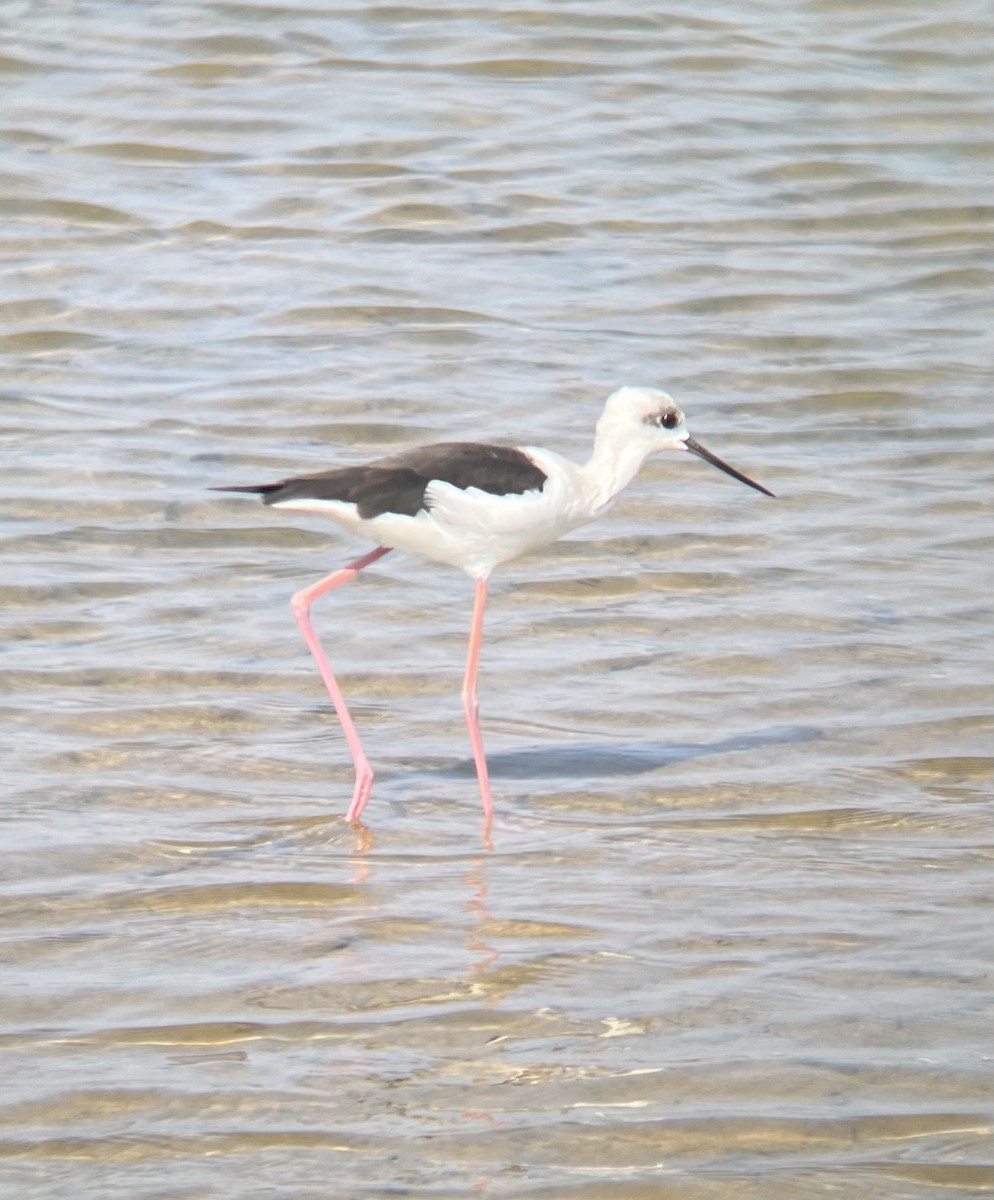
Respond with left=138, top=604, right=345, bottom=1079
left=213, top=442, right=547, bottom=520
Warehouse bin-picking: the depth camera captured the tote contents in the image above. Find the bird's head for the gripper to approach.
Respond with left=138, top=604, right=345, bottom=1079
left=598, top=386, right=774, bottom=497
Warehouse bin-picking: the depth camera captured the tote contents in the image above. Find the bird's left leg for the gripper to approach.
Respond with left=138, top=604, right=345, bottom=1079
left=461, top=577, right=493, bottom=831
left=290, top=545, right=392, bottom=823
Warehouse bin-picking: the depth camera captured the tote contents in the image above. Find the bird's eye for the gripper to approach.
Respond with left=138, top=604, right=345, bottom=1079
left=658, top=410, right=679, bottom=430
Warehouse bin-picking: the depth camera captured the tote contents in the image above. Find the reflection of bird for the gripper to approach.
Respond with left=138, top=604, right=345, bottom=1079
left=213, top=386, right=774, bottom=833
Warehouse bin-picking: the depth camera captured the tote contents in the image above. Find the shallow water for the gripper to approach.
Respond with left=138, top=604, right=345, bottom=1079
left=2, top=1, right=992, bottom=1197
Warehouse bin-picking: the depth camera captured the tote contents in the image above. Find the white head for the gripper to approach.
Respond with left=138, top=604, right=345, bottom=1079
left=594, top=386, right=774, bottom=496
left=597, top=386, right=690, bottom=452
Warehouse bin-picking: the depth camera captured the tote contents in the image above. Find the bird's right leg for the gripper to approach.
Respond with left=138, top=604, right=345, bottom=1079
left=461, top=577, right=494, bottom=842
left=290, top=545, right=392, bottom=823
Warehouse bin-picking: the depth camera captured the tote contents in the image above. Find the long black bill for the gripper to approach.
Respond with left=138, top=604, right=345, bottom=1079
left=683, top=436, right=775, bottom=498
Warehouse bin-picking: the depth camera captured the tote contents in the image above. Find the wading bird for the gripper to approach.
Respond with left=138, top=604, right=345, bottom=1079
left=213, top=386, right=773, bottom=833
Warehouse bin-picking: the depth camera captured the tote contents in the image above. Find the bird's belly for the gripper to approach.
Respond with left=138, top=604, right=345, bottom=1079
left=367, top=509, right=557, bottom=578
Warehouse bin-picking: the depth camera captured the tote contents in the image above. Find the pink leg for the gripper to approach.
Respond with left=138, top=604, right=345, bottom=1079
left=290, top=545, right=392, bottom=824
left=461, top=578, right=494, bottom=829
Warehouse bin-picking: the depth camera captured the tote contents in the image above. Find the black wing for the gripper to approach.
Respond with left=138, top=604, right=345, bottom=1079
left=212, top=442, right=547, bottom=520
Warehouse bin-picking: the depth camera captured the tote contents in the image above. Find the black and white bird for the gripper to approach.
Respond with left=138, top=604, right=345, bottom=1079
left=213, top=386, right=774, bottom=834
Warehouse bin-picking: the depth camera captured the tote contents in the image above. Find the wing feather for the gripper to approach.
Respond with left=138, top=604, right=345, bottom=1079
left=212, top=442, right=547, bottom=519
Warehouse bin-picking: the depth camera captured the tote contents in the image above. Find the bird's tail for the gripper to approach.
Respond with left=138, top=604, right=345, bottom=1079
left=209, top=484, right=282, bottom=496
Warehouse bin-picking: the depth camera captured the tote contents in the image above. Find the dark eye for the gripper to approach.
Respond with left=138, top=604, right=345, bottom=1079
left=658, top=409, right=679, bottom=429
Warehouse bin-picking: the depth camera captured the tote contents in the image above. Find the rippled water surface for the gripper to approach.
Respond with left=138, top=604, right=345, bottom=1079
left=2, top=1, right=992, bottom=1197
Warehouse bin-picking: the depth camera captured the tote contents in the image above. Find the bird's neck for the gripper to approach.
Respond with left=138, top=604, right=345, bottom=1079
left=578, top=425, right=654, bottom=515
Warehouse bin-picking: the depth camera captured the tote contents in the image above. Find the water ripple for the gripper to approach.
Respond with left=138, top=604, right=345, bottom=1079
left=1, top=0, right=991, bottom=1195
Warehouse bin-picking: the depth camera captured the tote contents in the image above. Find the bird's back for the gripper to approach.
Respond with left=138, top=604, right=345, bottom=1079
left=218, top=441, right=548, bottom=520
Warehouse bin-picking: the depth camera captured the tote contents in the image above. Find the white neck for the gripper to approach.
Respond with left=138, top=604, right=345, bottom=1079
left=576, top=413, right=658, bottom=515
